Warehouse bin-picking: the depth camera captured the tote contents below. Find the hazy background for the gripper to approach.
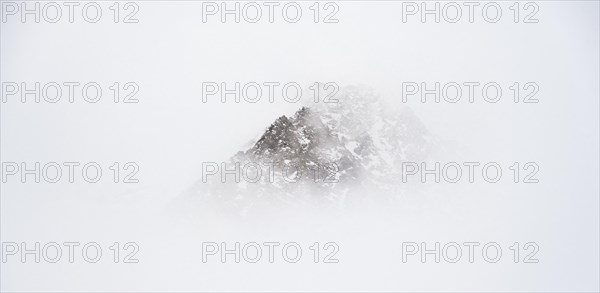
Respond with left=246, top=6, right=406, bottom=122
left=1, top=1, right=599, bottom=291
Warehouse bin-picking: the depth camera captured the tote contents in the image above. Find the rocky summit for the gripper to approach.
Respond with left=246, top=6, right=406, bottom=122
left=188, top=85, right=440, bottom=210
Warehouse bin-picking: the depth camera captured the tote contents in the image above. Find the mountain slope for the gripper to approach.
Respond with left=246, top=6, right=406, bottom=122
left=188, top=85, right=440, bottom=211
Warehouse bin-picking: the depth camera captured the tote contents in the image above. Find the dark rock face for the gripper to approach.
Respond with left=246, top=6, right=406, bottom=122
left=189, top=85, right=439, bottom=212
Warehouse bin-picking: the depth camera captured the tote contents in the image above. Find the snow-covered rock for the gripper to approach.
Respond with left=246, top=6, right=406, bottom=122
left=186, top=85, right=442, bottom=212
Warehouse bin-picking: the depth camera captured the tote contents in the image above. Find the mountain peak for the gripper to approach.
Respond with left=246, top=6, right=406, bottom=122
left=193, top=85, right=439, bottom=208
